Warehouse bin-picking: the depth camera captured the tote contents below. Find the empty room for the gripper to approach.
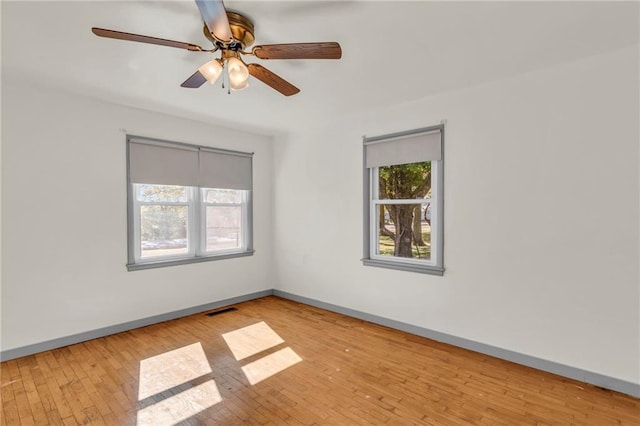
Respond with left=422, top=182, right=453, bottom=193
left=1, top=1, right=639, bottom=424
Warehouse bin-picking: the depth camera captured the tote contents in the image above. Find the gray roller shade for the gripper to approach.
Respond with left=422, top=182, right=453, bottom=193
left=199, top=149, right=252, bottom=190
left=129, top=140, right=199, bottom=186
left=128, top=137, right=253, bottom=189
left=364, top=129, right=442, bottom=168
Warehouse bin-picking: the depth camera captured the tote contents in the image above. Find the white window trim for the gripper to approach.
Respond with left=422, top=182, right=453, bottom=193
left=132, top=186, right=197, bottom=264
left=369, top=163, right=440, bottom=268
left=131, top=185, right=251, bottom=269
left=362, top=125, right=445, bottom=276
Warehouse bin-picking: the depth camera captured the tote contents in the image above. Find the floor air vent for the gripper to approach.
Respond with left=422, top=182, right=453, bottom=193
left=205, top=307, right=238, bottom=317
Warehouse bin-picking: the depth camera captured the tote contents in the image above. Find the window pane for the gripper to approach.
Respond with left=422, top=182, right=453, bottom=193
left=140, top=205, right=188, bottom=258
left=206, top=206, right=242, bottom=251
left=378, top=162, right=431, bottom=200
left=377, top=203, right=431, bottom=260
left=204, top=188, right=242, bottom=204
left=137, top=184, right=187, bottom=202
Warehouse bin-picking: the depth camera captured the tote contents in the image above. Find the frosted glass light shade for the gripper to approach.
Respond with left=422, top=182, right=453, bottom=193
left=230, top=79, right=249, bottom=91
left=198, top=60, right=223, bottom=84
left=227, top=57, right=249, bottom=91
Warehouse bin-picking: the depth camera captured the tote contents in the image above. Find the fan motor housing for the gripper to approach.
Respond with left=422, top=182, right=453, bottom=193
left=204, top=11, right=255, bottom=49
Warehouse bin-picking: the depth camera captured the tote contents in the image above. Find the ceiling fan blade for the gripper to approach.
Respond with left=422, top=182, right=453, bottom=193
left=181, top=70, right=207, bottom=88
left=253, top=42, right=342, bottom=60
left=92, top=28, right=203, bottom=51
left=195, top=0, right=233, bottom=43
left=248, top=64, right=300, bottom=96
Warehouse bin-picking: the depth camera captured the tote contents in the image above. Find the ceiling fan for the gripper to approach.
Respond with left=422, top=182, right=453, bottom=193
left=91, top=0, right=342, bottom=96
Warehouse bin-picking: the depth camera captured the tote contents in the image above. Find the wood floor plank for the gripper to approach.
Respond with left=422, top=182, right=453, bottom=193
left=1, top=296, right=638, bottom=425
left=11, top=374, right=35, bottom=425
left=0, top=396, right=20, bottom=426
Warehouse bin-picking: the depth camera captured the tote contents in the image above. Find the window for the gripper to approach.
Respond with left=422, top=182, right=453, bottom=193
left=362, top=125, right=444, bottom=275
left=127, top=136, right=253, bottom=270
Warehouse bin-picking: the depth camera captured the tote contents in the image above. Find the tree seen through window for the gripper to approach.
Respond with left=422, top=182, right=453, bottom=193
left=378, top=162, right=431, bottom=259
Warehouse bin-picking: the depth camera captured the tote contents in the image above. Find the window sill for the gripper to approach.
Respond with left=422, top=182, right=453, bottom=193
left=127, top=250, right=255, bottom=271
left=362, top=258, right=444, bottom=276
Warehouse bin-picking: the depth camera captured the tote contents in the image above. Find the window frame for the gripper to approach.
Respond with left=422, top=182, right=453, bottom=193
left=200, top=188, right=249, bottom=256
left=132, top=185, right=196, bottom=263
left=126, top=135, right=254, bottom=271
left=362, top=125, right=445, bottom=275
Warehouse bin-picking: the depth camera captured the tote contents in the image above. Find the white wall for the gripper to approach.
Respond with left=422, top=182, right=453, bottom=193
left=273, top=46, right=639, bottom=384
left=1, top=43, right=637, bottom=388
left=1, top=83, right=274, bottom=351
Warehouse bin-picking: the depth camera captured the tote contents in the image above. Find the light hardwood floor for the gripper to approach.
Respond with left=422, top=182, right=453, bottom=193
left=1, top=296, right=638, bottom=425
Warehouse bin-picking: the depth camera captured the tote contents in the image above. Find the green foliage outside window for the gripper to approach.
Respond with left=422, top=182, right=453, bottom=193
left=378, top=162, right=431, bottom=258
left=138, top=185, right=188, bottom=243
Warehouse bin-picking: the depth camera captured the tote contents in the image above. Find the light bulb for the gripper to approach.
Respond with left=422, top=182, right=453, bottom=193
left=198, top=60, right=222, bottom=84
left=227, top=57, right=249, bottom=91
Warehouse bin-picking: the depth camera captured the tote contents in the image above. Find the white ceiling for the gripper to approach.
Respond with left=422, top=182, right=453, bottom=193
left=2, top=1, right=638, bottom=134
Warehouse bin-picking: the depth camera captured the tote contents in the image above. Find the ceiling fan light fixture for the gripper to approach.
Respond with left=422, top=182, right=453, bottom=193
left=227, top=57, right=250, bottom=91
left=198, top=59, right=223, bottom=84
left=92, top=2, right=342, bottom=96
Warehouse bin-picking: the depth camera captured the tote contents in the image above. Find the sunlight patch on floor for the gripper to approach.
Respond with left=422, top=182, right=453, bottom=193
left=138, top=342, right=212, bottom=400
left=136, top=379, right=222, bottom=426
left=241, top=347, right=303, bottom=385
left=222, top=321, right=285, bottom=361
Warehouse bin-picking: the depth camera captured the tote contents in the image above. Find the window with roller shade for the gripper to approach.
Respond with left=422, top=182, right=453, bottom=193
left=126, top=136, right=253, bottom=271
left=362, top=125, right=444, bottom=275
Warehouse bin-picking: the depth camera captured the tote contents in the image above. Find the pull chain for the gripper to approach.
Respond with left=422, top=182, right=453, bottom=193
left=222, top=60, right=230, bottom=94
left=221, top=59, right=226, bottom=91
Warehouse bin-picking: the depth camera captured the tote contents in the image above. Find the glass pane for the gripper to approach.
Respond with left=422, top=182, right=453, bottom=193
left=206, top=206, right=242, bottom=251
left=140, top=205, right=188, bottom=258
left=378, top=162, right=431, bottom=200
left=137, top=184, right=187, bottom=202
left=204, top=188, right=242, bottom=204
left=377, top=203, right=431, bottom=261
